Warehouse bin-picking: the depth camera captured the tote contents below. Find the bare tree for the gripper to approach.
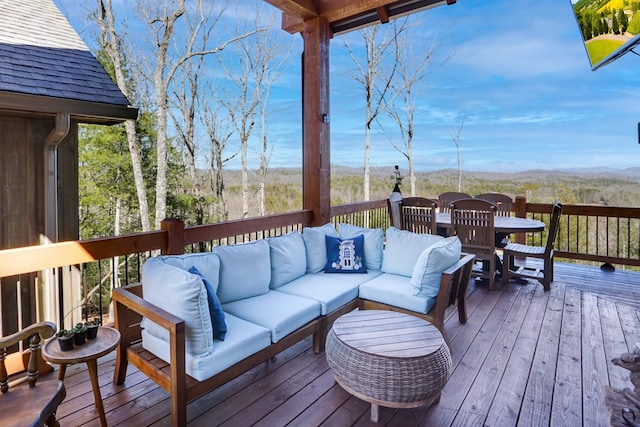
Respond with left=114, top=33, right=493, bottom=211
left=217, top=6, right=283, bottom=218
left=345, top=21, right=403, bottom=201
left=385, top=18, right=450, bottom=196
left=451, top=115, right=465, bottom=192
left=96, top=0, right=151, bottom=232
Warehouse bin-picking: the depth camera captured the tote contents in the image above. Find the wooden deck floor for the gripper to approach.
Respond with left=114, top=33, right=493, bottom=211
left=47, top=262, right=640, bottom=426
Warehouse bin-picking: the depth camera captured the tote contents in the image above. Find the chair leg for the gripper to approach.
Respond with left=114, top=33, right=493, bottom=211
left=46, top=413, right=60, bottom=427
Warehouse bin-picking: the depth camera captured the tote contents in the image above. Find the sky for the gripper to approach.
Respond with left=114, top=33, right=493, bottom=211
left=56, top=0, right=640, bottom=173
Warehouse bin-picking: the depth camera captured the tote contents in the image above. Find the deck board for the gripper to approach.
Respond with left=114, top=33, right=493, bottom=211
left=45, top=261, right=640, bottom=426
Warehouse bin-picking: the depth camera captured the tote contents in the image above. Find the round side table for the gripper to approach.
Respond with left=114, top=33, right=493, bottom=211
left=42, top=326, right=121, bottom=427
left=326, top=310, right=451, bottom=422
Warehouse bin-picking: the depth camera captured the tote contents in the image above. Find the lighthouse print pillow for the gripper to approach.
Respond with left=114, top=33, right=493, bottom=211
left=324, top=234, right=366, bottom=273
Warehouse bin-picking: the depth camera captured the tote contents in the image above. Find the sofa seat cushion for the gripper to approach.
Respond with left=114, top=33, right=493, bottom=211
left=275, top=273, right=367, bottom=315
left=358, top=272, right=437, bottom=314
left=214, top=239, right=271, bottom=303
left=141, top=313, right=271, bottom=382
left=141, top=257, right=214, bottom=357
left=222, top=291, right=321, bottom=343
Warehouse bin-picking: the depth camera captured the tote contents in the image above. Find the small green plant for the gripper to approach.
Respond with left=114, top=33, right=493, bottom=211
left=73, top=322, right=87, bottom=333
left=84, top=317, right=101, bottom=327
left=56, top=329, right=73, bottom=338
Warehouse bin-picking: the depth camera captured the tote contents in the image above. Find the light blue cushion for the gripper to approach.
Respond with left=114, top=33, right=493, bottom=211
left=189, top=266, right=227, bottom=341
left=359, top=272, right=437, bottom=314
left=141, top=257, right=213, bottom=356
left=275, top=273, right=362, bottom=315
left=381, top=227, right=444, bottom=277
left=325, top=234, right=366, bottom=273
left=302, top=223, right=338, bottom=273
left=410, top=237, right=462, bottom=297
left=223, top=292, right=321, bottom=342
left=159, top=252, right=220, bottom=292
left=268, top=231, right=307, bottom=289
left=214, top=240, right=271, bottom=303
left=338, top=223, right=384, bottom=271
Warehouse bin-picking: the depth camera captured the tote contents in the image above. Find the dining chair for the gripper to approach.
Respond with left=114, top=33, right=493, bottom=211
left=0, top=321, right=66, bottom=427
left=450, top=198, right=498, bottom=290
left=475, top=193, right=513, bottom=247
left=399, top=197, right=438, bottom=235
left=501, top=201, right=563, bottom=291
left=474, top=193, right=512, bottom=216
left=438, top=192, right=472, bottom=214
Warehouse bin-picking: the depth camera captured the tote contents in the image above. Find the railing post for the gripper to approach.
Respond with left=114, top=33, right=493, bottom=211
left=514, top=196, right=527, bottom=244
left=161, top=218, right=185, bottom=255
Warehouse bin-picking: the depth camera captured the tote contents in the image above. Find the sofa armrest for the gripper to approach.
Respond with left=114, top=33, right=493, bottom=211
left=437, top=253, right=475, bottom=324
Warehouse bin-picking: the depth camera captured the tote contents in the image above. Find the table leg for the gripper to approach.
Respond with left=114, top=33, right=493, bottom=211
left=86, top=359, right=108, bottom=427
left=57, top=363, right=67, bottom=381
left=371, top=403, right=379, bottom=422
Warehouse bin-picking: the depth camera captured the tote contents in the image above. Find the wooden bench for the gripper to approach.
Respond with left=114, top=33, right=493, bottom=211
left=111, top=253, right=474, bottom=427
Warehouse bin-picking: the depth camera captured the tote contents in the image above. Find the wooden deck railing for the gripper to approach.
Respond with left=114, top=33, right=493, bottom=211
left=1, top=198, right=639, bottom=344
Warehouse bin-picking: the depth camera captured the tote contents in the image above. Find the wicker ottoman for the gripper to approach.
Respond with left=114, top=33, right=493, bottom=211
left=326, top=310, right=451, bottom=422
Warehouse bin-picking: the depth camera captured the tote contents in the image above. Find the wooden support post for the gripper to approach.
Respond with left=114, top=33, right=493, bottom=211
left=160, top=218, right=185, bottom=255
left=514, top=196, right=527, bottom=244
left=302, top=17, right=331, bottom=226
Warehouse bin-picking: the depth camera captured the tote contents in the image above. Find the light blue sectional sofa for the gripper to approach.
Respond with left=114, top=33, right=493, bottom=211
left=112, top=223, right=475, bottom=427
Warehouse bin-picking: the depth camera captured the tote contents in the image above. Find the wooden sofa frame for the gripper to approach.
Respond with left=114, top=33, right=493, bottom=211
left=112, top=253, right=475, bottom=426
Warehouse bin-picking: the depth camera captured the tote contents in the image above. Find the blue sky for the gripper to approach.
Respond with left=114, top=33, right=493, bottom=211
left=58, top=0, right=640, bottom=173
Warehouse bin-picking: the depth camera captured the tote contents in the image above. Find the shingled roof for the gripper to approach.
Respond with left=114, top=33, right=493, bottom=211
left=0, top=0, right=137, bottom=123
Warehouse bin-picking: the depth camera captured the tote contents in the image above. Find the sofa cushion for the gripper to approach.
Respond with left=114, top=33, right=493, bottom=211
left=189, top=266, right=227, bottom=341
left=411, top=237, right=462, bottom=298
left=302, top=223, right=338, bottom=273
left=268, top=231, right=307, bottom=289
left=338, top=223, right=384, bottom=271
left=222, top=291, right=321, bottom=343
left=214, top=239, right=271, bottom=303
left=359, top=272, right=437, bottom=314
left=159, top=252, right=221, bottom=292
left=275, top=273, right=363, bottom=315
left=325, top=234, right=366, bottom=273
left=141, top=257, right=213, bottom=357
left=381, top=227, right=444, bottom=277
left=141, top=313, right=271, bottom=381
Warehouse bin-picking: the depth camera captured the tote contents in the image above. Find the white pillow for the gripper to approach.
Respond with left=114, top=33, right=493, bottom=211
left=302, top=223, right=338, bottom=273
left=338, top=223, right=384, bottom=271
left=158, top=252, right=221, bottom=292
left=410, top=237, right=462, bottom=298
left=214, top=240, right=271, bottom=303
left=141, top=257, right=213, bottom=356
left=268, top=231, right=307, bottom=289
left=381, top=227, right=444, bottom=277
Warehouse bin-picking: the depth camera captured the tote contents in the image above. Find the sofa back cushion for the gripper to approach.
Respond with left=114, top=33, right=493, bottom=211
left=158, top=252, right=221, bottom=292
left=338, top=223, right=384, bottom=271
left=381, top=227, right=444, bottom=277
left=410, top=236, right=462, bottom=298
left=214, top=239, right=271, bottom=303
left=268, top=231, right=307, bottom=289
left=142, top=257, right=214, bottom=356
left=302, top=223, right=338, bottom=273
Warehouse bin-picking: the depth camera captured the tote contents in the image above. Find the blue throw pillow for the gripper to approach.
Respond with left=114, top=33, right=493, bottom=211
left=189, top=266, right=227, bottom=341
left=324, top=234, right=366, bottom=273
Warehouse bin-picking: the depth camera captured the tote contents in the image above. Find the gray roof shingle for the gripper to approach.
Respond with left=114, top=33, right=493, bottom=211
left=0, top=0, right=131, bottom=107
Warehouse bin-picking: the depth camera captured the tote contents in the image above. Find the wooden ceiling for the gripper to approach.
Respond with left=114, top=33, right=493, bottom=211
left=263, top=0, right=456, bottom=35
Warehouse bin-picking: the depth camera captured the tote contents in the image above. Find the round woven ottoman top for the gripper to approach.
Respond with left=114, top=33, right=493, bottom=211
left=326, top=310, right=451, bottom=420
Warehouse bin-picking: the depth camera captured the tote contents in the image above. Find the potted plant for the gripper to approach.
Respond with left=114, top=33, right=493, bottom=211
left=73, top=322, right=87, bottom=345
left=85, top=317, right=100, bottom=339
left=56, top=329, right=74, bottom=351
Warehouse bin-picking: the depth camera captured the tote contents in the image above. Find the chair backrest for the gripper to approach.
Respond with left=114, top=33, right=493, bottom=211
left=475, top=192, right=513, bottom=217
left=0, top=322, right=56, bottom=392
left=438, top=192, right=472, bottom=213
left=545, top=201, right=563, bottom=256
left=449, top=198, right=496, bottom=258
left=399, top=197, right=438, bottom=235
